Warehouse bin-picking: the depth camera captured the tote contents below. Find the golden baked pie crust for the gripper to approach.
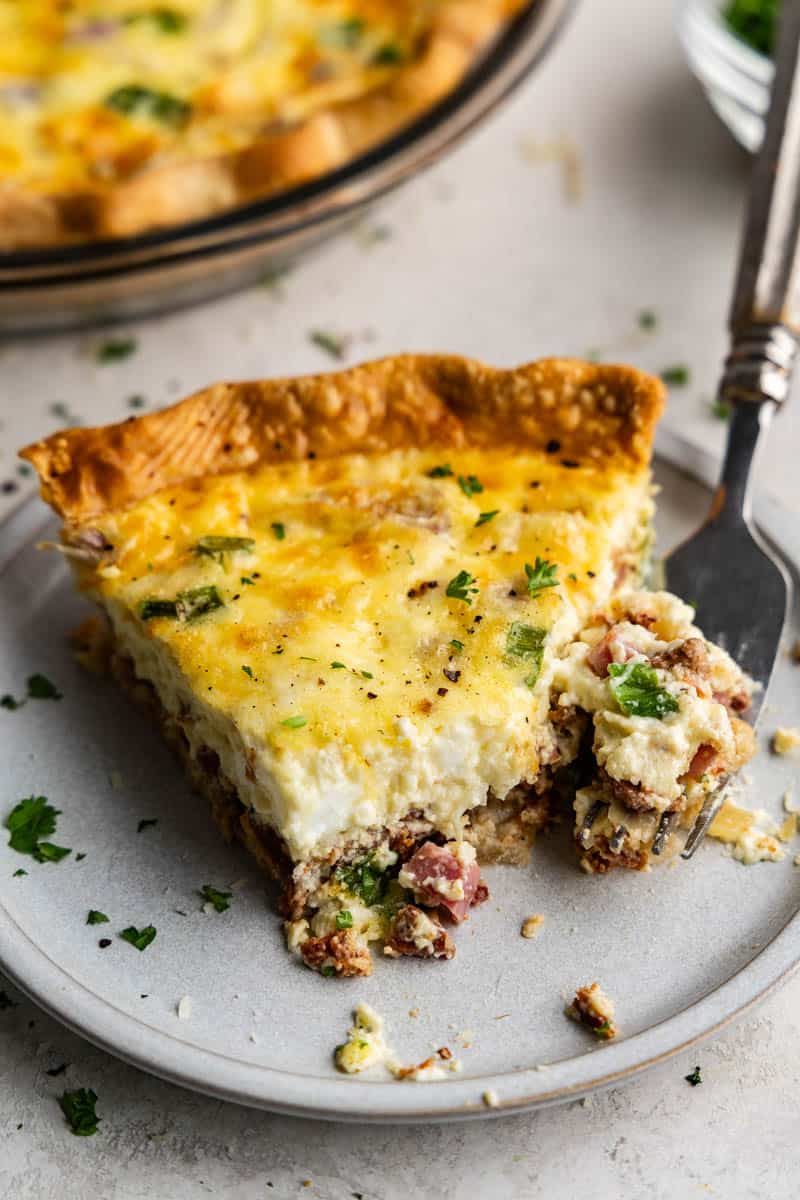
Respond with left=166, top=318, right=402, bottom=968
left=20, top=354, right=665, bottom=524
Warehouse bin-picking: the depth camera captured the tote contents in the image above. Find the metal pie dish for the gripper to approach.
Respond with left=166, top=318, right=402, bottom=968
left=1, top=457, right=798, bottom=1122
left=0, top=0, right=574, bottom=335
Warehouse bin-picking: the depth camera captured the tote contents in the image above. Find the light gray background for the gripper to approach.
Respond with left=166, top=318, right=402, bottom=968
left=2, top=0, right=800, bottom=1196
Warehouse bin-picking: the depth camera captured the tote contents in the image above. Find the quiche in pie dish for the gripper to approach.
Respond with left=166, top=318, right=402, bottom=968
left=0, top=0, right=528, bottom=248
left=21, top=355, right=756, bottom=976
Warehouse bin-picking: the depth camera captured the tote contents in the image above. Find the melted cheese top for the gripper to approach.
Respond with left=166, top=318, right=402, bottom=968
left=84, top=446, right=652, bottom=859
left=0, top=0, right=441, bottom=191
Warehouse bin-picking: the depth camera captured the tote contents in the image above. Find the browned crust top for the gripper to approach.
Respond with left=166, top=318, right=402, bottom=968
left=20, top=354, right=665, bottom=524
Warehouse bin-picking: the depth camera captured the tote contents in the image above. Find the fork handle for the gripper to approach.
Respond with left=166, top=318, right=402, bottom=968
left=720, top=3, right=800, bottom=410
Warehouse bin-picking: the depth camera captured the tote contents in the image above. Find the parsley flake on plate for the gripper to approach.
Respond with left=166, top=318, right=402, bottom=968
left=458, top=474, right=483, bottom=498
left=95, top=336, right=138, bottom=363
left=242, top=665, right=255, bottom=680
left=638, top=309, right=657, bottom=331
left=13, top=868, right=27, bottom=877
left=427, top=464, right=453, bottom=478
left=475, top=510, right=499, bottom=527
left=309, top=329, right=348, bottom=360
left=2, top=673, right=62, bottom=710
left=685, top=1065, right=703, bottom=1087
left=5, top=795, right=70, bottom=862
left=200, top=884, right=232, bottom=913
left=86, top=910, right=109, bottom=926
left=335, top=910, right=354, bottom=930
left=59, top=1088, right=100, bottom=1137
left=119, top=925, right=157, bottom=952
left=525, top=558, right=559, bottom=599
left=446, top=570, right=479, bottom=605
left=608, top=661, right=680, bottom=719
left=660, top=364, right=690, bottom=387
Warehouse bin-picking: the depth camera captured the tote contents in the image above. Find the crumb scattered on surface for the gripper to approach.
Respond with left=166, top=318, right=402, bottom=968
left=408, top=1007, right=420, bottom=1018
left=709, top=801, right=785, bottom=863
left=521, top=914, right=545, bottom=939
left=783, top=790, right=797, bottom=814
left=334, top=1003, right=391, bottom=1075
left=517, top=135, right=584, bottom=203
left=566, top=982, right=617, bottom=1040
left=176, top=996, right=192, bottom=1021
left=482, top=1089, right=499, bottom=1108
left=773, top=728, right=800, bottom=755
left=778, top=814, right=797, bottom=842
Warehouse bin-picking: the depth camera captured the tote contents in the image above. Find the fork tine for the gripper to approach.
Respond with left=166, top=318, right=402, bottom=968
left=681, top=781, right=729, bottom=860
left=651, top=810, right=677, bottom=857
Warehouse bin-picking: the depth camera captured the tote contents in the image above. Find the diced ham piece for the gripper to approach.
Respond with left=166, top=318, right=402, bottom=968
left=398, top=841, right=482, bottom=923
left=688, top=743, right=719, bottom=779
left=586, top=628, right=639, bottom=677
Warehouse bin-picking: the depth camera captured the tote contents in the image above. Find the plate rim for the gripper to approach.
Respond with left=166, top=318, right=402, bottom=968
left=1, top=481, right=799, bottom=1123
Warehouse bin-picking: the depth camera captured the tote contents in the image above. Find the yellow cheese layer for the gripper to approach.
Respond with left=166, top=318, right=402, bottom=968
left=0, top=0, right=442, bottom=191
left=82, top=445, right=652, bottom=860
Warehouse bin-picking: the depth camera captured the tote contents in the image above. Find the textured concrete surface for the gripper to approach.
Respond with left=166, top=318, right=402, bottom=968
left=2, top=0, right=800, bottom=1196
left=2, top=968, right=800, bottom=1199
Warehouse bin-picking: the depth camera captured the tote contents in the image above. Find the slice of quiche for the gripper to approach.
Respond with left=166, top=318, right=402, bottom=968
left=21, top=355, right=755, bottom=976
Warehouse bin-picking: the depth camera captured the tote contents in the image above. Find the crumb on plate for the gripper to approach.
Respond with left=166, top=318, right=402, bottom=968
left=566, top=982, right=617, bottom=1040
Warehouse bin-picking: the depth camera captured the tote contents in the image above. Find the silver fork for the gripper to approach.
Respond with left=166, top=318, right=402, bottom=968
left=662, top=4, right=800, bottom=859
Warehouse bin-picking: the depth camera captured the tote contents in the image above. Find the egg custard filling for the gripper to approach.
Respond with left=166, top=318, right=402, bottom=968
left=22, top=355, right=755, bottom=976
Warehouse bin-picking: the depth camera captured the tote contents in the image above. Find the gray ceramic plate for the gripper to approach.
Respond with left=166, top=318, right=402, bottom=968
left=0, top=459, right=798, bottom=1122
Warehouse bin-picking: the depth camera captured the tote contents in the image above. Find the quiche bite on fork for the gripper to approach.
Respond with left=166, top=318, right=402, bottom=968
left=21, top=354, right=755, bottom=976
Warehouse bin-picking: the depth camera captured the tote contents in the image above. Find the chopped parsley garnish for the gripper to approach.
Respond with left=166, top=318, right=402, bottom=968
left=449, top=639, right=464, bottom=653
left=200, top=884, right=232, bottom=913
left=335, top=855, right=389, bottom=906
left=137, top=818, right=158, bottom=833
left=13, top=868, right=27, bottom=877
left=594, top=1020, right=614, bottom=1040
left=309, top=329, right=348, bottom=359
left=723, top=0, right=776, bottom=55
left=321, top=965, right=336, bottom=977
left=271, top=522, right=286, bottom=540
left=660, top=364, right=690, bottom=387
left=86, top=910, right=109, bottom=926
left=280, top=715, right=308, bottom=729
left=321, top=17, right=365, bottom=48
left=192, top=535, right=254, bottom=564
left=446, top=570, right=478, bottom=605
left=2, top=674, right=62, bottom=710
left=524, top=558, right=559, bottom=598
left=105, top=84, right=190, bottom=126
left=59, top=1088, right=100, bottom=1137
left=335, top=910, right=354, bottom=930
left=26, top=673, right=62, bottom=700
left=139, top=585, right=223, bottom=622
left=5, top=795, right=70, bottom=863
left=475, top=510, right=499, bottom=526
left=608, top=661, right=680, bottom=719
left=127, top=7, right=187, bottom=34
left=242, top=665, right=255, bottom=680
left=685, top=1064, right=703, bottom=1087
left=638, top=309, right=657, bottom=331
left=240, top=575, right=255, bottom=586
left=33, top=842, right=71, bottom=863
left=331, top=661, right=346, bottom=669
left=373, top=43, right=404, bottom=65
left=458, top=474, right=483, bottom=498
left=427, top=464, right=453, bottom=478
left=96, top=336, right=138, bottom=363
left=119, top=925, right=157, bottom=952
left=505, top=622, right=547, bottom=687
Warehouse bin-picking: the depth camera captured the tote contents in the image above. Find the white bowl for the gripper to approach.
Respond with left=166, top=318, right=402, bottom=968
left=677, top=0, right=773, bottom=152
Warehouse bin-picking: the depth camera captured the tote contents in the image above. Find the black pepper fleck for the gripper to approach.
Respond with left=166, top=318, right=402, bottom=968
left=545, top=439, right=561, bottom=454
